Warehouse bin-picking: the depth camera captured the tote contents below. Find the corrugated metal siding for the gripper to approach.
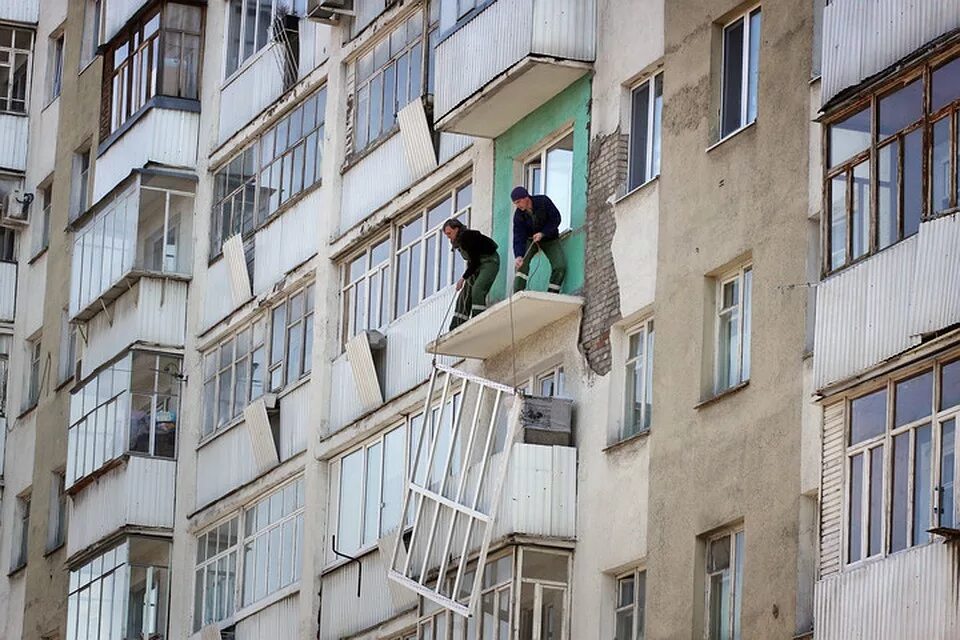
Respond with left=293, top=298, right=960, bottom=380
left=821, top=0, right=960, bottom=106
left=438, top=133, right=473, bottom=165
left=67, top=457, right=176, bottom=556
left=530, top=0, right=596, bottom=61
left=328, top=288, right=457, bottom=434
left=223, top=234, right=252, bottom=306
left=244, top=398, right=280, bottom=474
left=0, top=0, right=38, bottom=23
left=813, top=237, right=919, bottom=390
left=814, top=543, right=960, bottom=639
left=236, top=592, right=301, bottom=640
left=340, top=133, right=415, bottom=233
left=219, top=46, right=286, bottom=145
left=0, top=261, right=17, bottom=321
left=397, top=99, right=438, bottom=179
left=819, top=401, right=846, bottom=578
left=201, top=257, right=235, bottom=331
left=279, top=382, right=310, bottom=460
left=495, top=444, right=576, bottom=540
left=320, top=550, right=416, bottom=639
left=252, top=188, right=320, bottom=295
left=82, top=278, right=188, bottom=379
left=102, top=0, right=151, bottom=45
left=94, top=109, right=199, bottom=204
left=434, top=0, right=532, bottom=118
left=909, top=214, right=960, bottom=336
left=196, top=423, right=260, bottom=508
left=345, top=332, right=383, bottom=410
left=0, top=113, right=28, bottom=172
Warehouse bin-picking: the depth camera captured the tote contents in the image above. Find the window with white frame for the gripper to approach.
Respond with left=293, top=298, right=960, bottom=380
left=33, top=181, right=52, bottom=257
left=192, top=477, right=304, bottom=628
left=193, top=516, right=240, bottom=630
left=47, top=471, right=67, bottom=552
left=516, top=365, right=566, bottom=398
left=719, top=7, right=761, bottom=139
left=352, top=8, right=437, bottom=153
left=11, top=493, right=29, bottom=571
left=268, top=283, right=314, bottom=391
left=523, top=132, right=574, bottom=233
left=339, top=181, right=471, bottom=343
left=705, top=528, right=744, bottom=640
left=58, top=310, right=77, bottom=385
left=71, top=147, right=91, bottom=221
left=845, top=359, right=960, bottom=564
left=211, top=87, right=326, bottom=256
left=201, top=318, right=266, bottom=437
left=25, top=336, right=41, bottom=410
left=335, top=393, right=460, bottom=555
left=66, top=537, right=171, bottom=640
left=615, top=569, right=646, bottom=640
left=624, top=319, right=654, bottom=438
left=628, top=73, right=663, bottom=190
left=81, top=0, right=103, bottom=68
left=0, top=26, right=33, bottom=114
left=715, top=265, right=751, bottom=394
left=48, top=33, right=64, bottom=102
left=0, top=227, right=16, bottom=262
left=128, top=352, right=181, bottom=458
left=225, top=0, right=305, bottom=77
left=516, top=547, right=570, bottom=640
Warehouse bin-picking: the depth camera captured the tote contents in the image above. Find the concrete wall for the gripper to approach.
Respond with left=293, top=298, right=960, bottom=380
left=646, top=2, right=813, bottom=639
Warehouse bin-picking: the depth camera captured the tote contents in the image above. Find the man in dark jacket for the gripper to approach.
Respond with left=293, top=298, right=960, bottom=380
left=443, top=219, right=500, bottom=330
left=510, top=186, right=566, bottom=293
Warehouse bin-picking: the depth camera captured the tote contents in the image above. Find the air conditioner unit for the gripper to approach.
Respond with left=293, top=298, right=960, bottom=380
left=2, top=190, right=30, bottom=227
left=306, top=0, right=355, bottom=24
left=519, top=395, right=574, bottom=447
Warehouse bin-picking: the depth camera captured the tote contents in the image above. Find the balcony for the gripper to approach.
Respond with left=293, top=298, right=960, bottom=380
left=66, top=457, right=176, bottom=556
left=426, top=290, right=583, bottom=360
left=814, top=542, right=960, bottom=639
left=69, top=172, right=194, bottom=322
left=433, top=0, right=596, bottom=137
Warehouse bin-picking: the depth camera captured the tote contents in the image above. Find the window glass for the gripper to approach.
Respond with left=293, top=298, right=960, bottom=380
left=942, top=359, right=960, bottom=409
left=913, top=425, right=932, bottom=546
left=932, top=57, right=960, bottom=112
left=829, top=107, right=870, bottom=168
left=890, top=431, right=909, bottom=552
left=721, top=17, right=745, bottom=138
left=868, top=445, right=884, bottom=556
left=629, top=82, right=650, bottom=190
left=940, top=419, right=956, bottom=530
left=0, top=27, right=32, bottom=113
left=878, top=79, right=923, bottom=139
left=201, top=319, right=266, bottom=436
left=849, top=452, right=863, bottom=562
left=850, top=388, right=886, bottom=445
left=894, top=370, right=932, bottom=427
left=829, top=173, right=848, bottom=270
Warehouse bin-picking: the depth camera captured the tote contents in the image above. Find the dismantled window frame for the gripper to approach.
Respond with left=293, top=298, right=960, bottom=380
left=389, top=364, right=522, bottom=617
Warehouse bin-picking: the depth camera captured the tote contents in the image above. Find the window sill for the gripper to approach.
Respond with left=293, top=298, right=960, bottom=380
left=0, top=110, right=28, bottom=118
left=16, top=402, right=37, bottom=420
left=43, top=540, right=65, bottom=558
left=7, top=562, right=26, bottom=578
left=321, top=540, right=380, bottom=575
left=28, top=246, right=48, bottom=265
left=55, top=376, right=74, bottom=393
left=197, top=415, right=245, bottom=450
left=42, top=95, right=60, bottom=113
left=602, top=428, right=651, bottom=453
left=706, top=120, right=757, bottom=153
left=341, top=126, right=401, bottom=175
left=610, top=175, right=659, bottom=207
left=695, top=381, right=750, bottom=409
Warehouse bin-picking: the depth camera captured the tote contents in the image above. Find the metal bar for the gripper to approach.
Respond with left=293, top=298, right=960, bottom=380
left=435, top=363, right=516, bottom=394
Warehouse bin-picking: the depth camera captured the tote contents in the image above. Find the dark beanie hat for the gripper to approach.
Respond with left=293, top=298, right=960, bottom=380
left=510, top=185, right=530, bottom=201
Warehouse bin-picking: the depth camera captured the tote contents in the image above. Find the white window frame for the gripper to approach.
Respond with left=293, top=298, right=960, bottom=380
left=223, top=0, right=302, bottom=79
left=844, top=358, right=960, bottom=566
left=627, top=72, right=663, bottom=191
left=517, top=364, right=567, bottom=399
left=341, top=235, right=391, bottom=342
left=80, top=0, right=103, bottom=69
left=624, top=318, right=655, bottom=439
left=200, top=317, right=266, bottom=438
left=11, top=493, right=30, bottom=571
left=26, top=336, right=41, bottom=410
left=704, top=528, right=744, bottom=640
left=192, top=476, right=305, bottom=629
left=47, top=31, right=64, bottom=103
left=0, top=26, right=33, bottom=114
left=521, top=129, right=575, bottom=233
left=193, top=515, right=241, bottom=631
left=267, top=283, right=314, bottom=392
left=33, top=181, right=52, bottom=258
left=615, top=568, right=646, bottom=640
left=72, top=146, right=91, bottom=220
left=719, top=6, right=761, bottom=139
left=338, top=180, right=472, bottom=345
left=47, top=471, right=67, bottom=552
left=714, top=264, right=752, bottom=394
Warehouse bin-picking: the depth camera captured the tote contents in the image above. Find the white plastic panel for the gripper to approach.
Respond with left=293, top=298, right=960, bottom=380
left=345, top=331, right=383, bottom=410
left=0, top=261, right=17, bottom=321
left=219, top=44, right=286, bottom=145
left=340, top=133, right=415, bottom=233
left=235, top=592, right=301, bottom=640
left=0, top=113, right=28, bottom=172
left=0, top=0, right=39, bottom=23
left=389, top=364, right=521, bottom=616
left=244, top=398, right=280, bottom=474
left=66, top=456, right=176, bottom=556
left=201, top=256, right=235, bottom=330
left=252, top=188, right=320, bottom=295
left=94, top=108, right=199, bottom=204
left=279, top=381, right=310, bottom=460
left=223, top=234, right=252, bottom=306
left=102, top=0, right=152, bottom=45
left=195, top=423, right=259, bottom=508
left=397, top=99, right=438, bottom=179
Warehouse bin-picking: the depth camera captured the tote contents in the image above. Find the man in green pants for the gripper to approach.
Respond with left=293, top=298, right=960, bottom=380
left=443, top=219, right=500, bottom=330
left=510, top=186, right=566, bottom=293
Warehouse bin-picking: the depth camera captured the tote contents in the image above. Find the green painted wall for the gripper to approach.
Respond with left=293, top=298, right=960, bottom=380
left=490, top=74, right=591, bottom=299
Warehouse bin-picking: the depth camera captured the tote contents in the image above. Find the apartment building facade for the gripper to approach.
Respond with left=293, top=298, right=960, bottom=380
left=0, top=0, right=957, bottom=639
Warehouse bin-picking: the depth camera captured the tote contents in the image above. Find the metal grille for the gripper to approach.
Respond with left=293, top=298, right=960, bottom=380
left=389, top=364, right=520, bottom=617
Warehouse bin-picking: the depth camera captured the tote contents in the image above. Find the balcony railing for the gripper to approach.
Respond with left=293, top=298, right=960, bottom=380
left=433, top=0, right=596, bottom=137
left=69, top=173, right=194, bottom=321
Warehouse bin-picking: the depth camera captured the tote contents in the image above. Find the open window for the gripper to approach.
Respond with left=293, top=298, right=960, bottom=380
left=523, top=132, right=574, bottom=233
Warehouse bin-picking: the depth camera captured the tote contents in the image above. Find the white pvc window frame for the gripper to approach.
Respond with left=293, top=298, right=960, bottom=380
left=389, top=364, right=521, bottom=617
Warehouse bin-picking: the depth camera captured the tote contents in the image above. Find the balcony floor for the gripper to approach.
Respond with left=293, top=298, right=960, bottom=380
left=426, top=291, right=583, bottom=359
